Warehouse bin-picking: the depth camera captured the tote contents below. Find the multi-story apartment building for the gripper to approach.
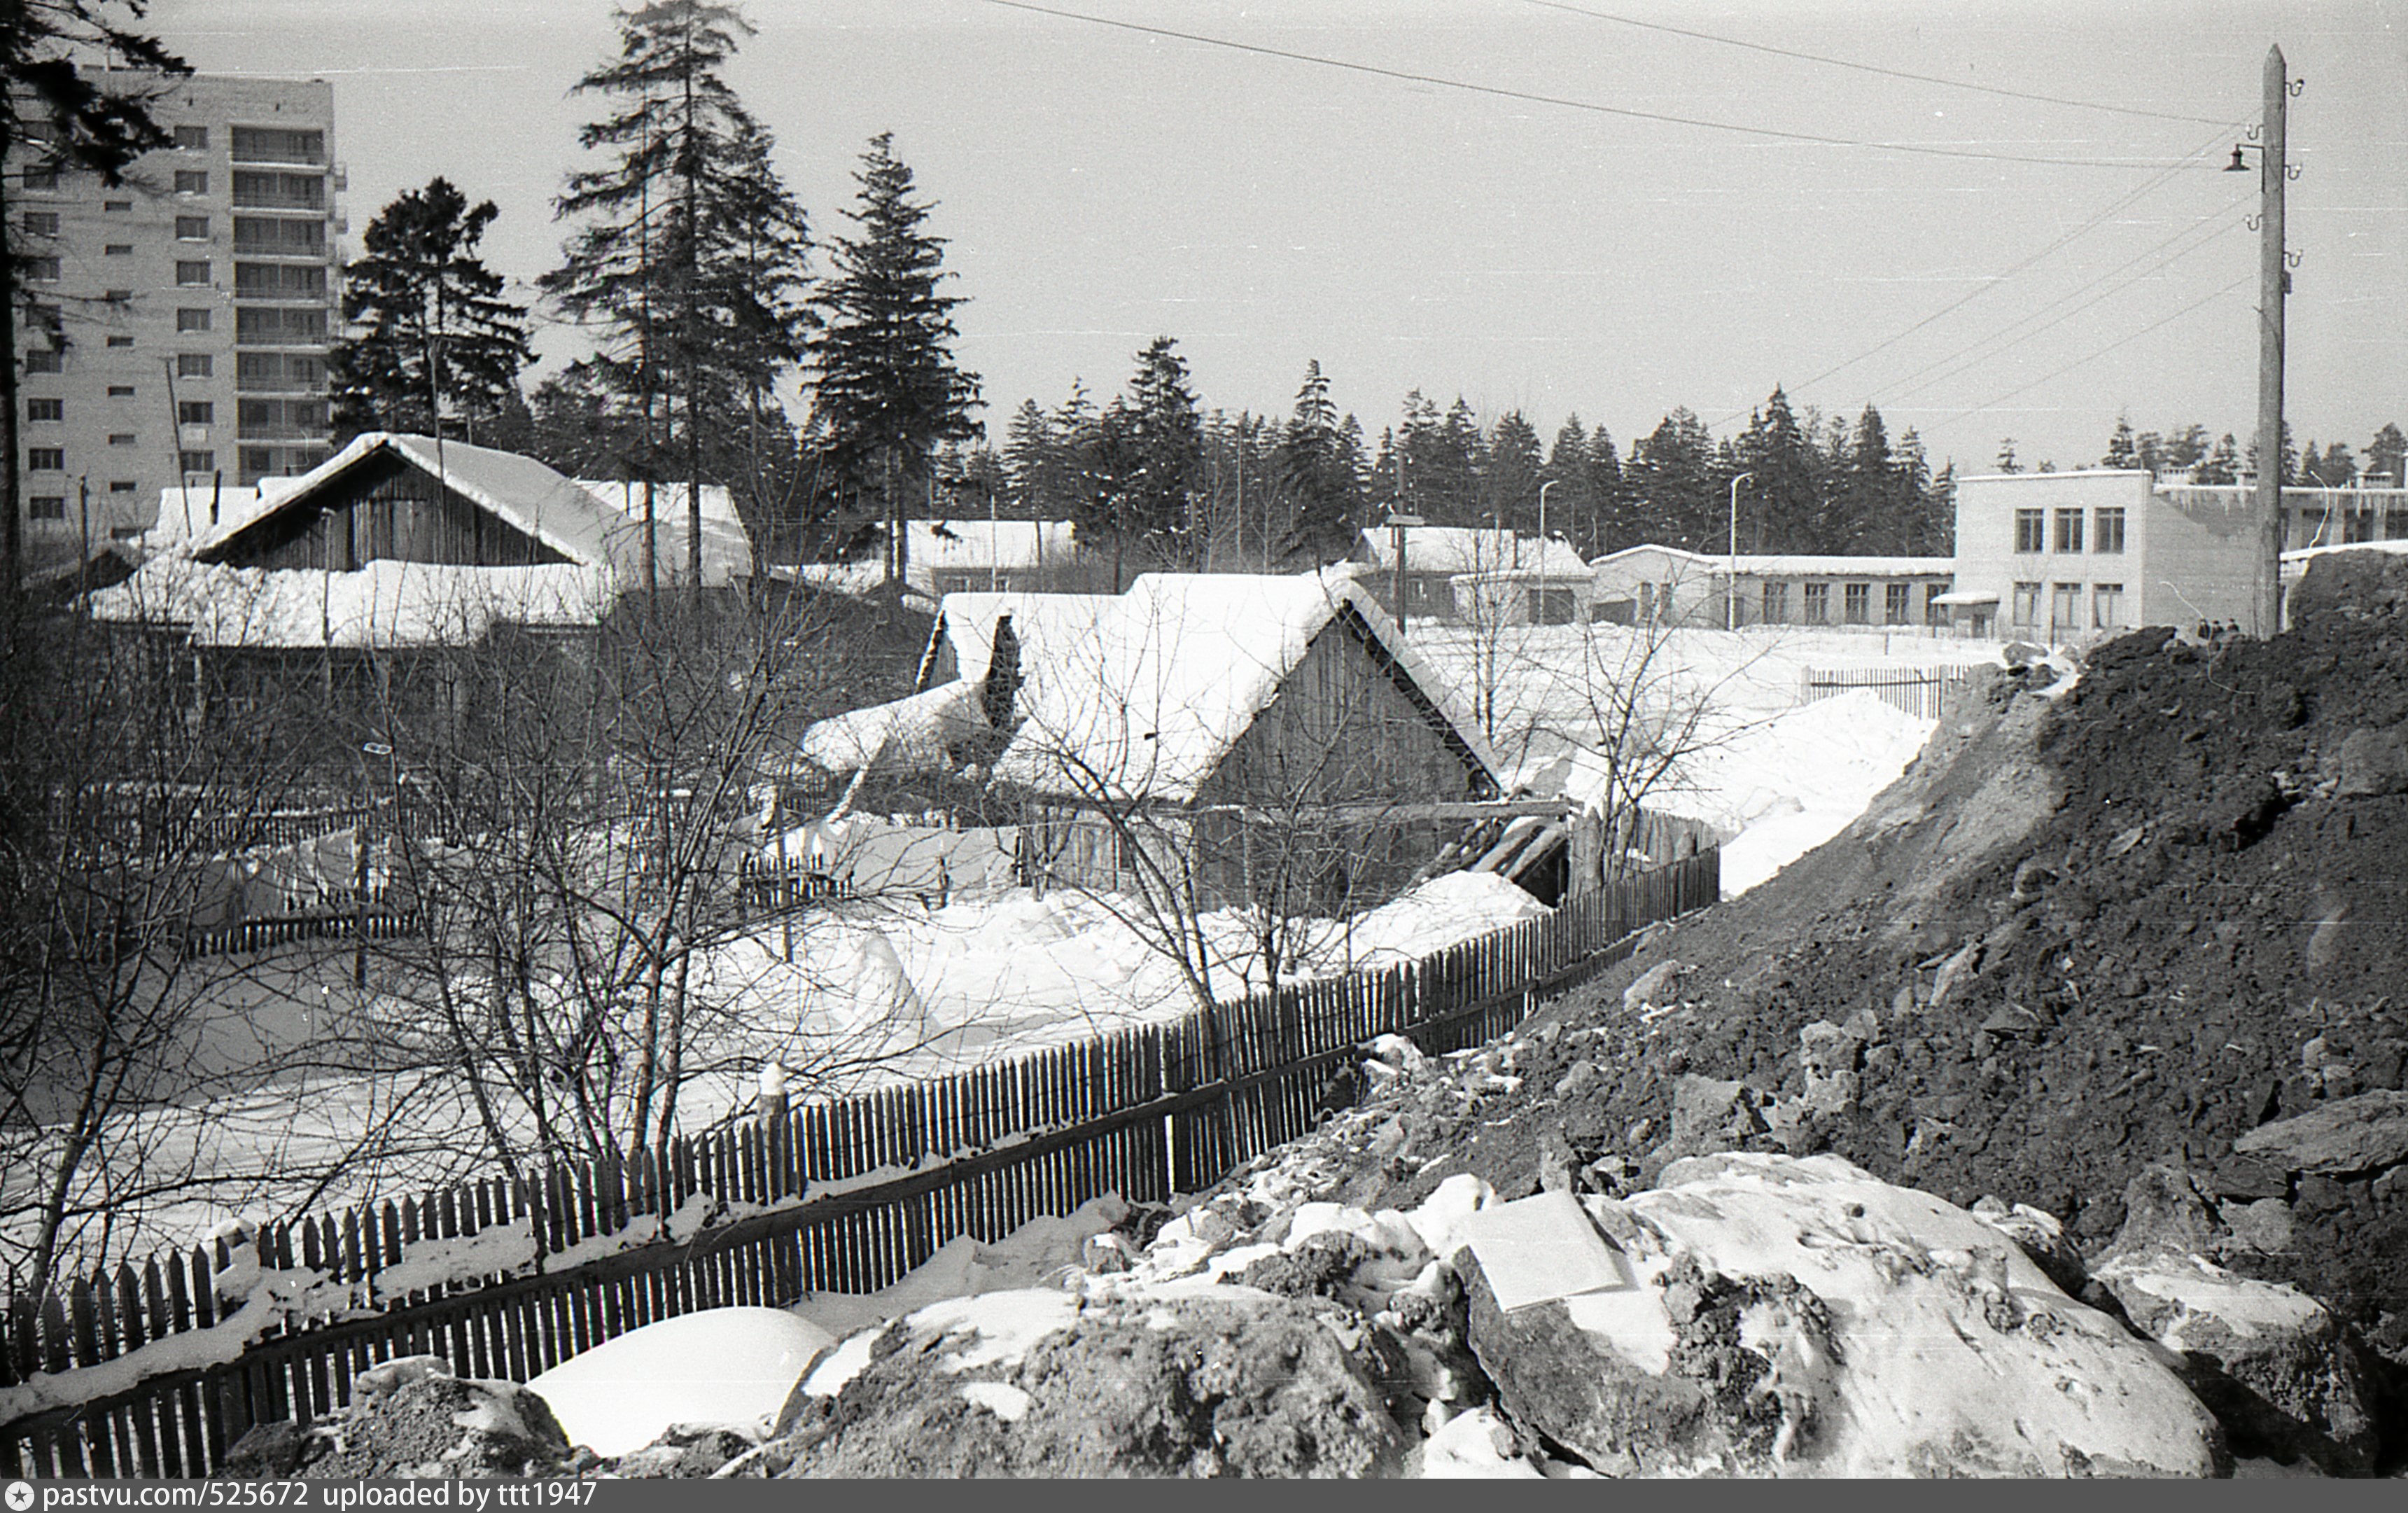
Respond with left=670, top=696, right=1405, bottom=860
left=13, top=70, right=340, bottom=562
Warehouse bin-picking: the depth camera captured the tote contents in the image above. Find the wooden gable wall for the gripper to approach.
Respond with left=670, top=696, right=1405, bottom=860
left=204, top=454, right=570, bottom=571
left=1202, top=608, right=1489, bottom=808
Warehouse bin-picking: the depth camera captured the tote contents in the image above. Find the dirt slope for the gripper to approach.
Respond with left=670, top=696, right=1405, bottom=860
left=1320, top=554, right=2408, bottom=1395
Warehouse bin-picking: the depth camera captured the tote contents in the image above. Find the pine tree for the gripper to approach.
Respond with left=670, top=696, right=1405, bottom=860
left=332, top=178, right=532, bottom=443
left=3, top=3, right=188, bottom=589
left=1994, top=438, right=2023, bottom=474
left=1088, top=337, right=1204, bottom=584
left=1627, top=408, right=1717, bottom=550
left=2367, top=423, right=2407, bottom=489
left=808, top=131, right=981, bottom=583
left=1736, top=386, right=1819, bottom=552
left=2103, top=414, right=2138, bottom=468
left=1586, top=422, right=1628, bottom=554
left=1276, top=360, right=1363, bottom=565
left=1483, top=411, right=1544, bottom=537
left=1833, top=404, right=1894, bottom=552
left=2202, top=433, right=2241, bottom=484
left=542, top=0, right=814, bottom=587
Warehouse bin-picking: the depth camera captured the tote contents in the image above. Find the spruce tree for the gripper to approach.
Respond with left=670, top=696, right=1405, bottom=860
left=2103, top=414, right=2138, bottom=468
left=1483, top=411, right=1544, bottom=537
left=332, top=178, right=532, bottom=443
left=542, top=0, right=813, bottom=587
left=1087, top=337, right=1204, bottom=584
left=2367, top=423, right=2407, bottom=489
left=1276, top=360, right=1363, bottom=565
left=807, top=131, right=982, bottom=583
left=1735, top=386, right=1818, bottom=552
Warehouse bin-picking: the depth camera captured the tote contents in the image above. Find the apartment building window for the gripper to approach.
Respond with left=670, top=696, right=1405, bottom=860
left=106, top=386, right=134, bottom=398
left=237, top=351, right=324, bottom=389
left=1884, top=583, right=1911, bottom=625
left=174, top=170, right=209, bottom=195
left=22, top=349, right=61, bottom=373
left=103, top=289, right=132, bottom=304
left=239, top=446, right=278, bottom=478
left=104, top=200, right=131, bottom=213
left=108, top=433, right=137, bottom=447
left=2012, top=581, right=2041, bottom=628
left=237, top=396, right=329, bottom=438
left=20, top=211, right=57, bottom=236
left=2094, top=507, right=2126, bottom=554
left=235, top=306, right=327, bottom=344
left=173, top=125, right=210, bottom=150
left=27, top=448, right=64, bottom=471
left=105, top=335, right=133, bottom=347
left=1760, top=580, right=1789, bottom=622
left=27, top=496, right=66, bottom=520
left=231, top=127, right=326, bottom=164
left=176, top=308, right=212, bottom=332
left=28, top=305, right=61, bottom=335
left=230, top=170, right=324, bottom=210
left=2053, top=508, right=2083, bottom=552
left=177, top=354, right=214, bottom=377
left=176, top=215, right=210, bottom=239
left=25, top=399, right=62, bottom=421
left=175, top=260, right=212, bottom=286
left=104, top=243, right=133, bottom=257
left=22, top=168, right=59, bottom=190
left=1802, top=582, right=1831, bottom=622
left=107, top=480, right=137, bottom=494
left=1843, top=583, right=1870, bottom=624
left=178, top=400, right=215, bottom=424
left=23, top=258, right=59, bottom=281
left=180, top=449, right=216, bottom=473
left=2092, top=583, right=2124, bottom=629
left=234, top=262, right=326, bottom=298
left=232, top=216, right=324, bottom=255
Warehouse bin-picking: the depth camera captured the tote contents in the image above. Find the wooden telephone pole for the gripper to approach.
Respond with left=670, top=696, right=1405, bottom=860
left=2250, top=44, right=2290, bottom=636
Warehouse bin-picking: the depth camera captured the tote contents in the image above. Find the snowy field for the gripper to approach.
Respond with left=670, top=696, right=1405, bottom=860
left=9, top=622, right=1995, bottom=1267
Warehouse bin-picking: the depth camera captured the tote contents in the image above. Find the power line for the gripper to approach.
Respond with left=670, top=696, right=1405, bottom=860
left=1522, top=1, right=2237, bottom=127
left=1918, top=274, right=2252, bottom=436
left=1708, top=125, right=2234, bottom=428
left=983, top=0, right=2198, bottom=172
left=1874, top=199, right=2250, bottom=407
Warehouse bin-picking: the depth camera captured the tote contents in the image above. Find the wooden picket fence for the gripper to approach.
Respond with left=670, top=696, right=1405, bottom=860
left=1, top=849, right=1718, bottom=1479
left=178, top=906, right=421, bottom=961
left=1798, top=663, right=1982, bottom=721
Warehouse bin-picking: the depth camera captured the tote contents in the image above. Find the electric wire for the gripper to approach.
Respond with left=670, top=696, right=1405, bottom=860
left=1917, top=274, right=2253, bottom=436
left=983, top=0, right=2199, bottom=172
left=1521, top=1, right=2239, bottom=127
left=1707, top=123, right=2237, bottom=429
left=1873, top=197, right=2253, bottom=407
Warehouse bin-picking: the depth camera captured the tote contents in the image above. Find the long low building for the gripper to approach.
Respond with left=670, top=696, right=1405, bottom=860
left=1590, top=545, right=1956, bottom=629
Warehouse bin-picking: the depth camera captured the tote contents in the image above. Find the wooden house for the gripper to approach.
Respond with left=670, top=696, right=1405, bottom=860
left=794, top=570, right=1510, bottom=914
left=88, top=432, right=752, bottom=760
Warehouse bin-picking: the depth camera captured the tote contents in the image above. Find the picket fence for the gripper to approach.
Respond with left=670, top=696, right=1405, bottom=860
left=1798, top=663, right=1983, bottom=721
left=1, top=849, right=1718, bottom=1479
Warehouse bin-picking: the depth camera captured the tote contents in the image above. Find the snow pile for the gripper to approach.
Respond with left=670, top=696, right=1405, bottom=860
left=790, top=1197, right=1131, bottom=1341
left=794, top=679, right=986, bottom=778
left=90, top=557, right=620, bottom=648
left=526, top=1307, right=836, bottom=1456
left=1656, top=689, right=1938, bottom=895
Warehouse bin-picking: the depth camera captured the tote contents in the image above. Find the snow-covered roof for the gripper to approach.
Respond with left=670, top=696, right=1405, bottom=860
left=905, top=520, right=1078, bottom=578
left=2283, top=538, right=2408, bottom=566
left=1359, top=526, right=1586, bottom=578
left=797, top=678, right=986, bottom=777
left=573, top=479, right=743, bottom=527
left=1589, top=544, right=1952, bottom=577
left=988, top=569, right=1501, bottom=804
left=916, top=590, right=1120, bottom=688
left=141, top=482, right=279, bottom=552
left=88, top=557, right=616, bottom=648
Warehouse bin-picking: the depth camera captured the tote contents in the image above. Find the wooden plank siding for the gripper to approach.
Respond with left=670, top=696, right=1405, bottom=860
left=201, top=455, right=570, bottom=572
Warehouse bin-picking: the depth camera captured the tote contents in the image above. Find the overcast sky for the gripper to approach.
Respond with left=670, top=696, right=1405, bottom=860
left=148, top=0, right=2403, bottom=475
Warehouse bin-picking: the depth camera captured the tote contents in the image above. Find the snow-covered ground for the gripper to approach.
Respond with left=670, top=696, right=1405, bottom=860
left=9, top=622, right=1988, bottom=1269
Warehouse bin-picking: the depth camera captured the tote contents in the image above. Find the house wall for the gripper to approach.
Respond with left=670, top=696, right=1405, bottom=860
left=1590, top=548, right=1718, bottom=625
left=206, top=457, right=567, bottom=570
left=1204, top=619, right=1485, bottom=807
left=1958, top=470, right=2220, bottom=642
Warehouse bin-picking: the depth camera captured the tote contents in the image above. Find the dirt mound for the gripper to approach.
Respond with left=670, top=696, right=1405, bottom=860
left=1304, top=553, right=2408, bottom=1462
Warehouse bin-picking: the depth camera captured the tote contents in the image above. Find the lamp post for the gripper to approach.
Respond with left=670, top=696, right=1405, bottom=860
left=1538, top=478, right=1560, bottom=548
left=1726, top=472, right=1754, bottom=631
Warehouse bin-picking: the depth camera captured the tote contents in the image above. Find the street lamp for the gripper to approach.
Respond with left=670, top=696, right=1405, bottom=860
left=1538, top=479, right=1560, bottom=550
left=1726, top=472, right=1754, bottom=631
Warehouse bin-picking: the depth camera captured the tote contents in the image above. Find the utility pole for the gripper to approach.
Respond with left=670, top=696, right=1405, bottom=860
left=2250, top=43, right=2290, bottom=637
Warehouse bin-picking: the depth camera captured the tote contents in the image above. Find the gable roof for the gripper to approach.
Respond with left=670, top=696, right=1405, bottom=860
left=186, top=433, right=752, bottom=585
left=988, top=569, right=1500, bottom=804
left=1358, top=525, right=1587, bottom=578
